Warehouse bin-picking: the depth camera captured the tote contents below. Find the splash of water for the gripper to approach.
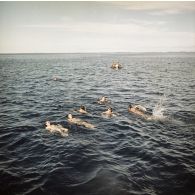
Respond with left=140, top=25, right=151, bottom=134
left=152, top=95, right=166, bottom=119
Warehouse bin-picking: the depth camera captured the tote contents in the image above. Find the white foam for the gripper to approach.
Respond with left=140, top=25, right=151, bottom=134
left=151, top=95, right=167, bottom=120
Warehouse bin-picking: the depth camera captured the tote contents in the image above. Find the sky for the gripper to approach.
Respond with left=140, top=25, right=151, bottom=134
left=0, top=1, right=195, bottom=53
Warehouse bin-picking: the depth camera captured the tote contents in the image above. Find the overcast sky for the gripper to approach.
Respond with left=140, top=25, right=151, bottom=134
left=0, top=1, right=195, bottom=53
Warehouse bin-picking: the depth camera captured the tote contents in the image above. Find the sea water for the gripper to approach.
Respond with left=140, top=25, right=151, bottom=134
left=0, top=52, right=195, bottom=195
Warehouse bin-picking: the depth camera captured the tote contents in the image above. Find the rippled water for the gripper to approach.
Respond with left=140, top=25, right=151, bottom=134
left=0, top=53, right=195, bottom=195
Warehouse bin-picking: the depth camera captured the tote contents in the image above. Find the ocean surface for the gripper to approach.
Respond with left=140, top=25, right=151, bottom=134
left=0, top=52, right=195, bottom=195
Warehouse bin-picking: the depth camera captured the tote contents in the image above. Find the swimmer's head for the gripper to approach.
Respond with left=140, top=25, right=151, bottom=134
left=46, top=121, right=50, bottom=126
left=67, top=114, right=73, bottom=119
left=80, top=105, right=86, bottom=111
left=108, top=107, right=112, bottom=112
left=102, top=96, right=108, bottom=101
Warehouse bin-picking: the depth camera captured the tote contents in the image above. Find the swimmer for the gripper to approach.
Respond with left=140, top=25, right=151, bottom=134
left=111, top=61, right=122, bottom=70
left=102, top=107, right=116, bottom=117
left=128, top=104, right=150, bottom=119
left=97, top=96, right=109, bottom=104
left=67, top=114, right=95, bottom=129
left=45, top=121, right=68, bottom=137
left=67, top=114, right=82, bottom=123
left=53, top=76, right=59, bottom=81
left=76, top=105, right=88, bottom=114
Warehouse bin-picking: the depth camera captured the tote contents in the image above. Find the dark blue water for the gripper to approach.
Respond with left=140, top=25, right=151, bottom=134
left=0, top=53, right=195, bottom=195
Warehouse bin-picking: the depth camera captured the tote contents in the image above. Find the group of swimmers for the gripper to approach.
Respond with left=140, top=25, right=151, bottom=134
left=45, top=95, right=152, bottom=137
left=46, top=60, right=161, bottom=136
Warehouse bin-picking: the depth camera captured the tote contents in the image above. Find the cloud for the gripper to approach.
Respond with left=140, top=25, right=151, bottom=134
left=19, top=20, right=195, bottom=50
left=108, top=1, right=195, bottom=18
left=21, top=20, right=160, bottom=37
left=109, top=1, right=195, bottom=12
left=2, top=20, right=195, bottom=53
left=148, top=9, right=182, bottom=16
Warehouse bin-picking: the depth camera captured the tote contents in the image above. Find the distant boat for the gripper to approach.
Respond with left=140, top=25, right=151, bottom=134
left=111, top=61, right=122, bottom=70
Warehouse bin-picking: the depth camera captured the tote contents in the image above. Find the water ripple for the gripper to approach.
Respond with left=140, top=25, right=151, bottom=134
left=0, top=53, right=195, bottom=195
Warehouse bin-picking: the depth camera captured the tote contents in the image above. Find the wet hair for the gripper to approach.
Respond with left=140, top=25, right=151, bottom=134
left=129, top=104, right=133, bottom=109
left=80, top=105, right=86, bottom=111
left=108, top=107, right=112, bottom=112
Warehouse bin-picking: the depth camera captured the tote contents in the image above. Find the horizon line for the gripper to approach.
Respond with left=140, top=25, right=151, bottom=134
left=0, top=51, right=195, bottom=55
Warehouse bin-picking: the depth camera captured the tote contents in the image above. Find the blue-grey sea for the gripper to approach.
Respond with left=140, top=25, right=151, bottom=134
left=0, top=52, right=195, bottom=195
